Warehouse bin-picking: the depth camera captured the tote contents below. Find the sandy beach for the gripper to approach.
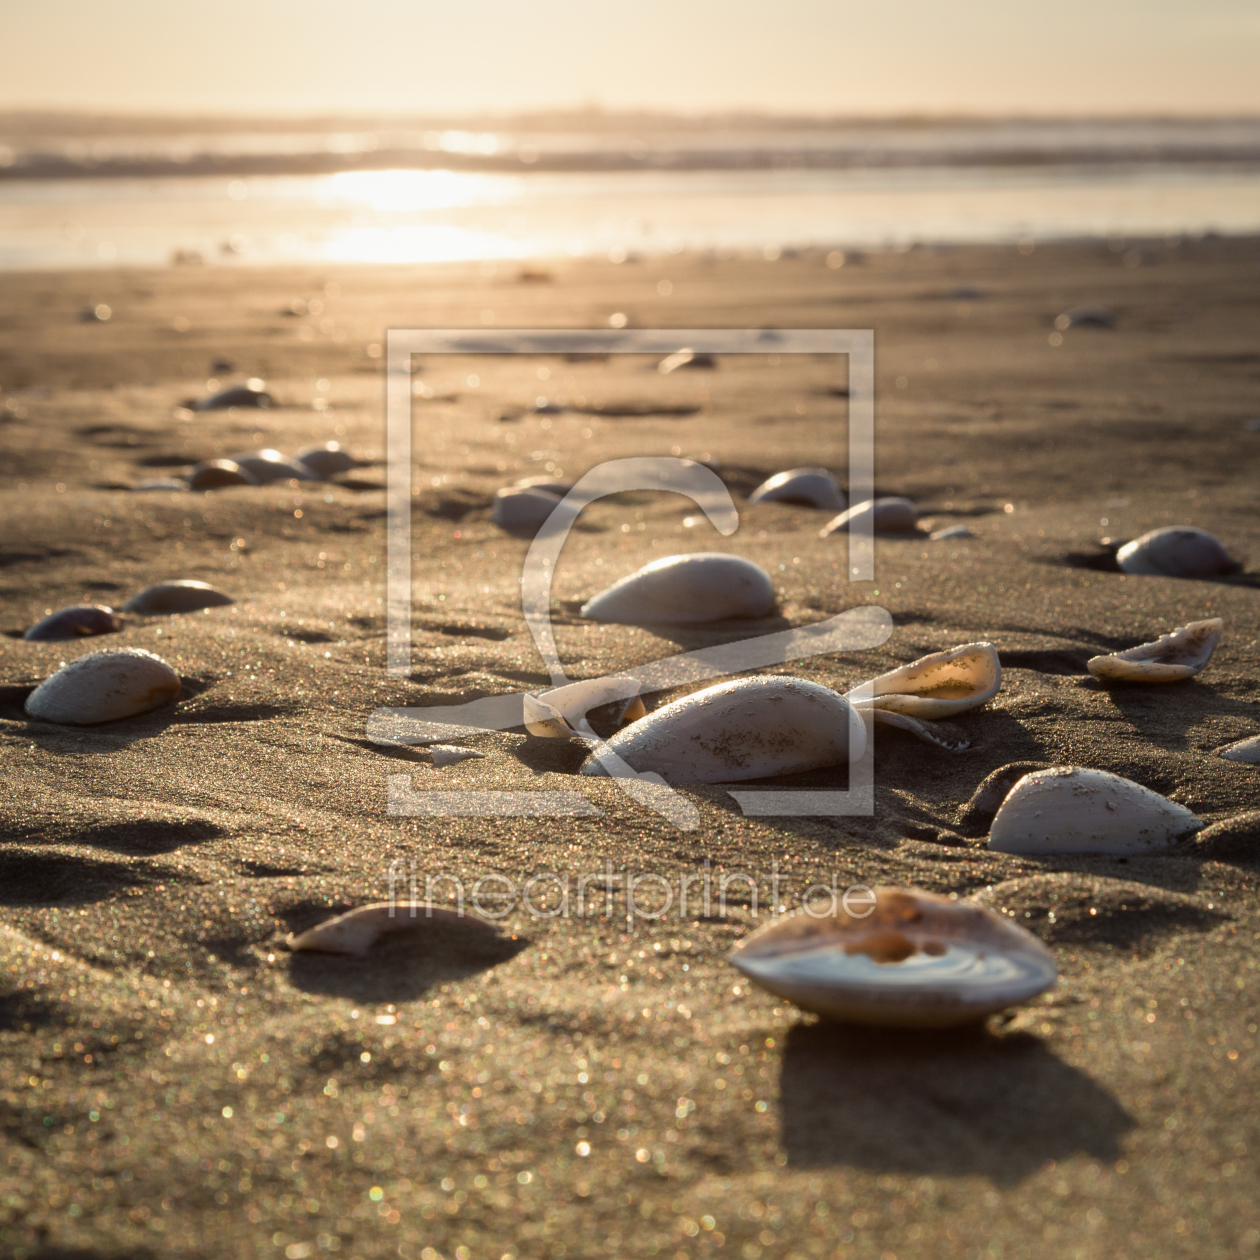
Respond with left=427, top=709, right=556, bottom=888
left=2, top=237, right=1259, bottom=1259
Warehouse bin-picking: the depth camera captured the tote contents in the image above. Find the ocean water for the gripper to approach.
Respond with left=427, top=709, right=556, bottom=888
left=2, top=118, right=1258, bottom=269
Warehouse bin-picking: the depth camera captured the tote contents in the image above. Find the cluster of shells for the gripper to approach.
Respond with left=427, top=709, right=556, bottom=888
left=136, top=441, right=354, bottom=492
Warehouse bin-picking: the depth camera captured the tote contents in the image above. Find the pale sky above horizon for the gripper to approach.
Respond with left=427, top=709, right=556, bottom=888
left=3, top=0, right=1258, bottom=118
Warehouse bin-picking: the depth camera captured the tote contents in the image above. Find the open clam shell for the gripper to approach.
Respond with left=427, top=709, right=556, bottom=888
left=24, top=604, right=121, bottom=641
left=580, top=674, right=866, bottom=784
left=1115, top=527, right=1239, bottom=578
left=728, top=887, right=1057, bottom=1028
left=1087, top=617, right=1223, bottom=682
left=846, top=641, right=1000, bottom=719
left=820, top=496, right=917, bottom=537
left=524, top=675, right=642, bottom=738
left=286, top=902, right=499, bottom=956
left=748, top=468, right=846, bottom=511
left=25, top=648, right=181, bottom=725
left=123, top=580, right=234, bottom=614
left=988, top=766, right=1204, bottom=856
left=580, top=553, right=774, bottom=624
left=491, top=486, right=564, bottom=534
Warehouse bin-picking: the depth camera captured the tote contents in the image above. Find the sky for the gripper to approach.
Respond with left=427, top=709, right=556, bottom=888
left=2, top=0, right=1258, bottom=118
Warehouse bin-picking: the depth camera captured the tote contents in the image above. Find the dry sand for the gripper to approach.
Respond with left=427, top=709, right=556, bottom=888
left=1, top=239, right=1259, bottom=1259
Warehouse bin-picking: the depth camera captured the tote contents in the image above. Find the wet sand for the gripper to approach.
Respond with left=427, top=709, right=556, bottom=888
left=1, top=238, right=1259, bottom=1259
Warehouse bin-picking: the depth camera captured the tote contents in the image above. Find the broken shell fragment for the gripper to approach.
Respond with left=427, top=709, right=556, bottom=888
left=581, top=675, right=866, bottom=784
left=525, top=675, right=642, bottom=738
left=295, top=442, right=354, bottom=479
left=1087, top=617, right=1223, bottom=682
left=24, top=604, right=121, bottom=641
left=24, top=648, right=181, bottom=725
left=820, top=497, right=917, bottom=537
left=728, top=886, right=1057, bottom=1028
left=491, top=486, right=564, bottom=534
left=187, top=458, right=259, bottom=490
left=122, top=580, right=234, bottom=614
left=748, top=467, right=846, bottom=511
left=1115, top=527, right=1239, bottom=578
left=1219, top=735, right=1260, bottom=765
left=988, top=766, right=1203, bottom=856
left=286, top=902, right=499, bottom=957
left=580, top=553, right=774, bottom=624
left=430, top=745, right=487, bottom=766
left=228, top=449, right=315, bottom=483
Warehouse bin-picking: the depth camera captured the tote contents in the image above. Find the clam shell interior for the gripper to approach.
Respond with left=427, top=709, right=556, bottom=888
left=1087, top=617, right=1223, bottom=682
left=846, top=641, right=1000, bottom=719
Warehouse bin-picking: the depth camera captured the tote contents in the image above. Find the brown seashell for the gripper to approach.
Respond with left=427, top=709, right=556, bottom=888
left=122, top=580, right=234, bottom=615
left=24, top=604, right=121, bottom=641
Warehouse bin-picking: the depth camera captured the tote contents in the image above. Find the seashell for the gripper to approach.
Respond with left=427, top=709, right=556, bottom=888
left=524, top=676, right=642, bottom=738
left=1087, top=617, right=1223, bottom=682
left=727, top=886, right=1057, bottom=1029
left=190, top=384, right=273, bottom=411
left=491, top=486, right=564, bottom=534
left=930, top=524, right=975, bottom=541
left=1219, top=735, right=1260, bottom=765
left=122, top=580, right=234, bottom=615
left=581, top=675, right=866, bottom=784
left=1115, top=527, right=1239, bottom=578
left=25, top=648, right=181, bottom=726
left=513, top=475, right=572, bottom=496
left=1055, top=306, right=1115, bottom=330
left=987, top=766, right=1203, bottom=856
left=1190, top=811, right=1260, bottom=862
left=133, top=477, right=189, bottom=493
left=430, top=745, right=487, bottom=766
left=24, top=604, right=121, bottom=642
left=820, top=496, right=917, bottom=537
left=847, top=642, right=1000, bottom=720
left=286, top=902, right=499, bottom=956
left=748, top=467, right=846, bottom=511
left=227, top=449, right=315, bottom=483
left=658, top=349, right=717, bottom=374
left=580, top=553, right=774, bottom=624
left=187, top=459, right=259, bottom=490
left=295, top=442, right=354, bottom=479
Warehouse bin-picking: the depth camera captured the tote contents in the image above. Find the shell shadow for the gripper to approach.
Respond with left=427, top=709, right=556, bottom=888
left=284, top=907, right=528, bottom=1003
left=778, top=1020, right=1134, bottom=1183
left=3, top=817, right=225, bottom=856
left=0, top=849, right=189, bottom=906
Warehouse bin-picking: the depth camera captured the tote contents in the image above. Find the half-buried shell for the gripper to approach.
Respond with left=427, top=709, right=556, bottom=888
left=25, top=648, right=181, bottom=725
left=295, top=442, right=354, bottom=479
left=1115, top=527, right=1239, bottom=578
left=580, top=553, right=774, bottom=624
left=1219, top=735, right=1260, bottom=765
left=123, top=580, right=234, bottom=614
left=286, top=902, right=500, bottom=956
left=188, top=459, right=258, bottom=490
left=228, top=449, right=315, bottom=483
left=24, top=604, right=121, bottom=641
left=820, top=497, right=917, bottom=537
left=748, top=468, right=846, bottom=511
left=491, top=486, right=564, bottom=534
left=988, top=766, right=1203, bottom=856
left=524, top=675, right=642, bottom=738
left=728, top=886, right=1057, bottom=1028
left=1087, top=617, right=1223, bottom=682
left=581, top=675, right=865, bottom=784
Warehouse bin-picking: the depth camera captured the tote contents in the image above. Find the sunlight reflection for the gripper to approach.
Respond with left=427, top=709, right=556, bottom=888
left=315, top=169, right=515, bottom=213
left=323, top=224, right=522, bottom=264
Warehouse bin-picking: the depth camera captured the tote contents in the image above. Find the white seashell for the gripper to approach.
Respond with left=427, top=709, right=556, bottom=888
left=123, top=580, right=234, bottom=614
left=728, top=886, right=1057, bottom=1029
left=930, top=524, right=975, bottom=541
left=581, top=675, right=866, bottom=784
left=492, top=486, right=564, bottom=534
left=1219, top=735, right=1260, bottom=765
left=187, top=459, right=258, bottom=490
left=1087, top=617, right=1223, bottom=682
left=430, top=745, right=487, bottom=766
left=133, top=477, right=190, bottom=492
left=228, top=449, right=315, bottom=483
left=295, top=442, right=354, bottom=478
left=524, top=675, right=642, bottom=738
left=847, top=642, right=1000, bottom=719
left=748, top=468, right=846, bottom=511
left=580, top=553, right=774, bottom=624
left=24, top=605, right=120, bottom=641
left=987, top=766, right=1203, bottom=856
left=25, top=648, right=181, bottom=726
left=1115, top=527, right=1239, bottom=578
left=286, top=902, right=499, bottom=956
left=820, top=496, right=917, bottom=537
